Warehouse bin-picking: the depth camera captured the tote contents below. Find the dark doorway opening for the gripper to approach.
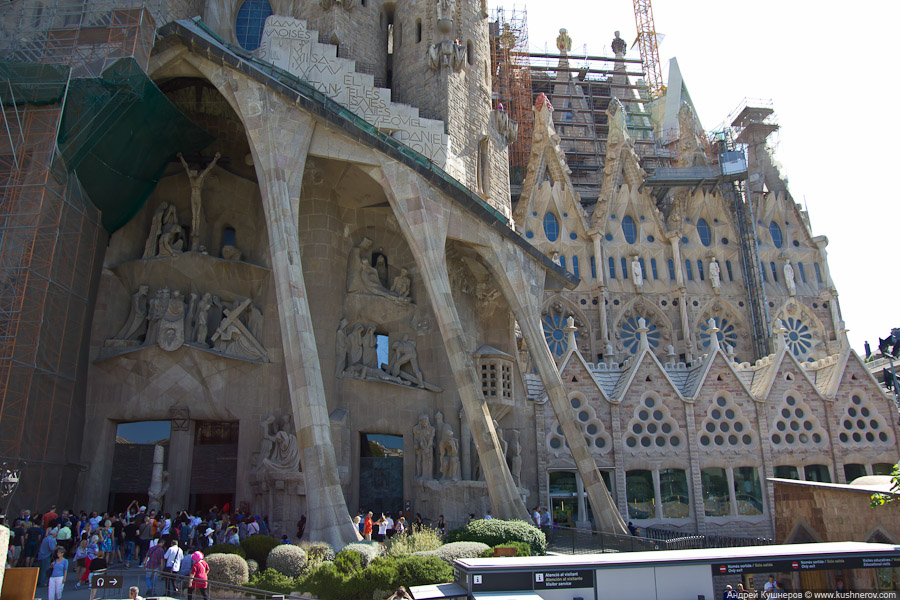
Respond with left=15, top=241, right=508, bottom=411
left=359, top=433, right=403, bottom=516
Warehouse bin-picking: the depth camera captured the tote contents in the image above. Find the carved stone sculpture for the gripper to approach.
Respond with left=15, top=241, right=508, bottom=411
left=194, top=292, right=213, bottom=346
left=710, top=257, right=721, bottom=291
left=178, top=152, right=220, bottom=252
left=146, top=288, right=171, bottom=345
left=362, top=325, right=378, bottom=369
left=221, top=245, right=243, bottom=261
left=147, top=444, right=168, bottom=512
left=413, top=414, right=435, bottom=479
left=427, top=40, right=466, bottom=71
left=112, top=285, right=149, bottom=342
left=260, top=413, right=300, bottom=473
left=347, top=238, right=411, bottom=303
left=158, top=290, right=186, bottom=352
left=494, top=419, right=508, bottom=460
left=388, top=334, right=424, bottom=387
left=631, top=255, right=643, bottom=287
left=335, top=318, right=349, bottom=376
left=509, top=429, right=522, bottom=487
left=142, top=203, right=168, bottom=259
left=374, top=255, right=388, bottom=288
left=784, top=260, right=796, bottom=296
left=157, top=205, right=185, bottom=257
left=390, top=268, right=411, bottom=298
left=439, top=429, right=460, bottom=481
left=212, top=298, right=267, bottom=361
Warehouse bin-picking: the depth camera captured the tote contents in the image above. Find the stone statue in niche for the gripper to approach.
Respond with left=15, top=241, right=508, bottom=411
left=157, top=205, right=185, bottom=257
left=413, top=414, right=435, bottom=479
left=784, top=259, right=796, bottom=296
left=709, top=257, right=721, bottom=292
left=346, top=238, right=412, bottom=303
left=178, top=152, right=220, bottom=252
left=259, top=413, right=301, bottom=473
left=158, top=290, right=186, bottom=352
left=388, top=334, right=424, bottom=388
left=143, top=203, right=168, bottom=259
left=509, top=429, right=522, bottom=487
left=439, top=429, right=460, bottom=481
left=146, top=287, right=171, bottom=345
left=374, top=254, right=388, bottom=288
left=107, top=285, right=150, bottom=345
left=631, top=255, right=643, bottom=287
left=194, top=292, right=213, bottom=346
left=390, top=268, right=411, bottom=298
left=211, top=298, right=267, bottom=361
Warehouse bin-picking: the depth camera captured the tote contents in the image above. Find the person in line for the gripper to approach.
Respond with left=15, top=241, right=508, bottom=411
left=36, top=529, right=57, bottom=587
left=142, top=536, right=166, bottom=596
left=87, top=550, right=109, bottom=600
left=363, top=512, right=373, bottom=541
left=163, top=539, right=184, bottom=596
left=188, top=551, right=210, bottom=600
left=47, top=546, right=68, bottom=600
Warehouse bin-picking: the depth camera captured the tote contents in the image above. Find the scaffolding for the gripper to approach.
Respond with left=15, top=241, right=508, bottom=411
left=490, top=5, right=532, bottom=185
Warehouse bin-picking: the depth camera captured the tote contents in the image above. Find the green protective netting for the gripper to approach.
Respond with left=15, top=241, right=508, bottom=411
left=0, top=60, right=70, bottom=105
left=58, top=57, right=214, bottom=233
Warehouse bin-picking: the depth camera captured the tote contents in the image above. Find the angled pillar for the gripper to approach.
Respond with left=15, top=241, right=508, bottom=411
left=219, top=75, right=356, bottom=548
left=477, top=236, right=629, bottom=535
left=373, top=160, right=528, bottom=520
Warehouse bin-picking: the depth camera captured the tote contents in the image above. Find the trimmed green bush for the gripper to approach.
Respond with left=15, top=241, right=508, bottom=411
left=480, top=541, right=531, bottom=558
left=206, top=553, right=250, bottom=586
left=208, top=543, right=246, bottom=558
left=246, top=558, right=259, bottom=578
left=416, top=541, right=490, bottom=564
left=267, top=544, right=307, bottom=578
left=241, top=535, right=279, bottom=569
left=386, top=527, right=443, bottom=557
left=394, top=555, right=453, bottom=587
left=335, top=548, right=365, bottom=574
left=450, top=519, right=546, bottom=555
left=300, top=540, right=336, bottom=562
left=341, top=541, right=383, bottom=566
left=298, top=562, right=347, bottom=600
left=248, top=568, right=296, bottom=595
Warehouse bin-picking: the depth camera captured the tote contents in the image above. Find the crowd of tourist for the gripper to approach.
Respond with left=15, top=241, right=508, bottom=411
left=2, top=502, right=274, bottom=599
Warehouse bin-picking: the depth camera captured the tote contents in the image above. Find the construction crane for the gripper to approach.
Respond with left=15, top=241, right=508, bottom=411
left=632, top=0, right=666, bottom=99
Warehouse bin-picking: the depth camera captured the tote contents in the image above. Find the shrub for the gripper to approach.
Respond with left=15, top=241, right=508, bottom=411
left=208, top=543, right=246, bottom=558
left=206, top=553, right=249, bottom=586
left=298, top=562, right=347, bottom=600
left=451, top=519, right=546, bottom=555
left=241, top=535, right=279, bottom=569
left=246, top=558, right=259, bottom=578
left=480, top=541, right=531, bottom=558
left=267, top=544, right=307, bottom=578
left=417, top=541, right=490, bottom=564
left=335, top=548, right=365, bottom=574
left=248, top=568, right=296, bottom=595
left=300, top=540, right=336, bottom=562
left=394, top=556, right=453, bottom=587
left=341, top=541, right=383, bottom=567
left=386, top=527, right=443, bottom=557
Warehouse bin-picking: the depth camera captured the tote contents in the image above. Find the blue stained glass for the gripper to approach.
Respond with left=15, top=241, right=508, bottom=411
left=769, top=221, right=783, bottom=248
left=570, top=232, right=577, bottom=240
left=700, top=317, right=739, bottom=350
left=667, top=259, right=675, bottom=280
left=784, top=317, right=813, bottom=357
left=572, top=256, right=580, bottom=277
left=620, top=316, right=660, bottom=354
left=760, top=261, right=767, bottom=282
left=650, top=258, right=658, bottom=280
left=590, top=256, right=597, bottom=279
left=697, top=218, right=712, bottom=246
left=559, top=255, right=566, bottom=270
left=814, top=263, right=823, bottom=284
left=621, top=257, right=627, bottom=278
left=609, top=257, right=616, bottom=279
left=605, top=233, right=613, bottom=241
left=235, top=0, right=273, bottom=51
left=525, top=231, right=534, bottom=238
left=726, top=260, right=734, bottom=281
left=543, top=213, right=559, bottom=241
left=685, top=259, right=693, bottom=281
left=697, top=260, right=705, bottom=281
left=771, top=262, right=778, bottom=282
left=799, top=262, right=806, bottom=283
left=542, top=313, right=577, bottom=356
left=622, top=215, right=637, bottom=244
left=639, top=258, right=646, bottom=280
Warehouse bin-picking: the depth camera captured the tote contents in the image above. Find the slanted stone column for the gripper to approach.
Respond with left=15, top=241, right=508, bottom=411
left=166, top=420, right=194, bottom=511
left=373, top=160, right=527, bottom=520
left=477, top=237, right=629, bottom=535
left=218, top=74, right=356, bottom=548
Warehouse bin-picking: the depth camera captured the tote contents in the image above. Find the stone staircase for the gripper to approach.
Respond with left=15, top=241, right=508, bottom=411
left=258, top=16, right=449, bottom=166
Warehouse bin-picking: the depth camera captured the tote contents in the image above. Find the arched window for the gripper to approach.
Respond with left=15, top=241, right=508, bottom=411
left=620, top=257, right=627, bottom=278
left=466, top=40, right=473, bottom=65
left=697, top=218, right=711, bottom=247
left=572, top=256, right=580, bottom=278
left=814, top=262, right=823, bottom=284
left=639, top=258, right=646, bottom=280
left=769, top=221, right=783, bottom=248
left=559, top=255, right=566, bottom=270
left=760, top=260, right=767, bottom=282
left=543, top=212, right=559, bottom=241
left=608, top=257, right=616, bottom=279
left=221, top=226, right=236, bottom=253
left=667, top=259, right=675, bottom=280
left=726, top=260, right=734, bottom=281
left=697, top=259, right=705, bottom=280
left=798, top=262, right=806, bottom=283
left=590, top=256, right=597, bottom=279
left=650, top=258, right=658, bottom=280
left=235, top=0, right=273, bottom=51
left=622, top=215, right=637, bottom=244
left=416, top=19, right=422, bottom=43
left=685, top=259, right=693, bottom=281
left=770, top=262, right=778, bottom=282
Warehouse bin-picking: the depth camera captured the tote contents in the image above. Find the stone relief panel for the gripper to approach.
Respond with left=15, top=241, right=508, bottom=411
left=836, top=393, right=894, bottom=450
left=697, top=394, right=758, bottom=456
left=256, top=413, right=301, bottom=473
left=545, top=394, right=612, bottom=459
left=768, top=392, right=827, bottom=450
left=622, top=395, right=684, bottom=457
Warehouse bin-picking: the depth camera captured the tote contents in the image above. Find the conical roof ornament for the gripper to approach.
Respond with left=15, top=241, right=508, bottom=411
left=564, top=316, right=578, bottom=353
left=773, top=319, right=788, bottom=353
left=706, top=318, right=721, bottom=353
left=637, top=317, right=650, bottom=351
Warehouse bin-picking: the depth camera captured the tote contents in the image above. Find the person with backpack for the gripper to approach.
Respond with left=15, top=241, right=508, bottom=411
left=188, top=551, right=210, bottom=600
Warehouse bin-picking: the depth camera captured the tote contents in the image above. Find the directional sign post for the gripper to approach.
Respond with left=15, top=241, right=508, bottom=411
left=91, top=574, right=123, bottom=589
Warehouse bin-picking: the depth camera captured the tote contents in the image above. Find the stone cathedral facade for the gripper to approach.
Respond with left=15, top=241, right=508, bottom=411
left=2, top=0, right=896, bottom=546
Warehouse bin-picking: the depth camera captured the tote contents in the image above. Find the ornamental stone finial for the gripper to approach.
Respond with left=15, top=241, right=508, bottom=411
left=557, top=28, right=572, bottom=53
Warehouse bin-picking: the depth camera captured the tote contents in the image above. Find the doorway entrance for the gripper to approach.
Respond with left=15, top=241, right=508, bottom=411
left=359, top=433, right=403, bottom=516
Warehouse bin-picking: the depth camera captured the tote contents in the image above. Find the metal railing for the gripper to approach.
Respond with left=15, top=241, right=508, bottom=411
left=545, top=525, right=773, bottom=555
left=84, top=568, right=304, bottom=599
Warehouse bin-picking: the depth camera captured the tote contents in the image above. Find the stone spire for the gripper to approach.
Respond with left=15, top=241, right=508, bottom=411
left=564, top=316, right=578, bottom=355
left=637, top=317, right=650, bottom=352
